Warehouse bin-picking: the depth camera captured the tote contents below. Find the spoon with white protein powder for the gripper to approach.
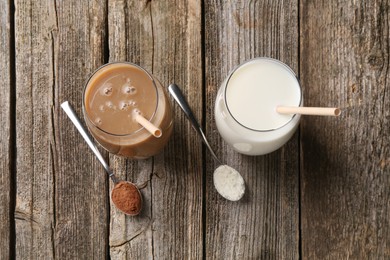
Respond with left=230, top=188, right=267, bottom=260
left=168, top=84, right=245, bottom=201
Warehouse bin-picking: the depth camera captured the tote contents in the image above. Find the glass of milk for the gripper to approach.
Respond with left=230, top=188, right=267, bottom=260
left=214, top=57, right=302, bottom=155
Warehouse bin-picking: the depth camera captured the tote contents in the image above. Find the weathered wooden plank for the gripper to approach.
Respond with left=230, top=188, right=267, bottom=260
left=150, top=1, right=202, bottom=259
left=108, top=0, right=203, bottom=259
left=205, top=1, right=300, bottom=259
left=14, top=1, right=57, bottom=258
left=15, top=0, right=108, bottom=258
left=300, top=0, right=390, bottom=259
left=108, top=2, right=154, bottom=259
left=0, top=0, right=11, bottom=258
left=54, top=0, right=108, bottom=259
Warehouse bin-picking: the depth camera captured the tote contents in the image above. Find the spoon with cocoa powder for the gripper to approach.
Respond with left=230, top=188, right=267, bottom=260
left=61, top=101, right=142, bottom=216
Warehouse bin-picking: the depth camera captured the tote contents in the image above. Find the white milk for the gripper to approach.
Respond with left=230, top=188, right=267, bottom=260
left=215, top=58, right=302, bottom=155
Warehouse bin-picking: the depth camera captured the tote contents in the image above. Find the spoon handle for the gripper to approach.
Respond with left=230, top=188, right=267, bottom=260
left=168, top=84, right=221, bottom=164
left=61, top=101, right=118, bottom=183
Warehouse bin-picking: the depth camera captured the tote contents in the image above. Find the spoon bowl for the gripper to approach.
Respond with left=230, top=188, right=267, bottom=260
left=61, top=101, right=142, bottom=216
left=111, top=180, right=142, bottom=216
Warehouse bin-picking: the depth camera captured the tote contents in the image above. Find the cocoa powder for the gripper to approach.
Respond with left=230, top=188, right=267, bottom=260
left=111, top=181, right=142, bottom=216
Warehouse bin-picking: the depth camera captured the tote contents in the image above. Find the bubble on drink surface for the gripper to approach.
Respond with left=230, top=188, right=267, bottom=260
left=130, top=100, right=137, bottom=107
left=132, top=108, right=142, bottom=116
left=122, top=84, right=137, bottom=95
left=126, top=78, right=131, bottom=83
left=106, top=101, right=116, bottom=110
left=130, top=108, right=142, bottom=121
left=99, top=105, right=105, bottom=112
left=94, top=117, right=102, bottom=125
left=100, top=83, right=113, bottom=96
left=119, top=100, right=130, bottom=111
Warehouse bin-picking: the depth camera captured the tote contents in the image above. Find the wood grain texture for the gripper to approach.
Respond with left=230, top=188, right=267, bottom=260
left=300, top=0, right=390, bottom=259
left=0, top=0, right=11, bottom=258
left=54, top=0, right=108, bottom=258
left=108, top=0, right=203, bottom=259
left=205, top=1, right=299, bottom=259
left=14, top=1, right=57, bottom=258
left=4, top=0, right=390, bottom=258
left=15, top=0, right=108, bottom=258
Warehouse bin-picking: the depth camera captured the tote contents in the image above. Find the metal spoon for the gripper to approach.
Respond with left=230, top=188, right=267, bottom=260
left=168, top=84, right=245, bottom=201
left=61, top=101, right=142, bottom=216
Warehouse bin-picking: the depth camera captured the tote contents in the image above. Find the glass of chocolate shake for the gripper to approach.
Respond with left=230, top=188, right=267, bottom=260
left=83, top=62, right=173, bottom=159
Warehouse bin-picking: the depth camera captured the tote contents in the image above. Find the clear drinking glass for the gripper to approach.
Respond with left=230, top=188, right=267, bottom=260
left=83, top=62, right=173, bottom=159
left=214, top=57, right=302, bottom=155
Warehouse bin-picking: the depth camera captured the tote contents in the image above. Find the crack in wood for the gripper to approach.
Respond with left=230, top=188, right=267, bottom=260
left=14, top=211, right=40, bottom=228
left=110, top=218, right=152, bottom=248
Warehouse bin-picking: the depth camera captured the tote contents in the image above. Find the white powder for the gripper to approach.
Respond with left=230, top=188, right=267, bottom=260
left=213, top=165, right=245, bottom=201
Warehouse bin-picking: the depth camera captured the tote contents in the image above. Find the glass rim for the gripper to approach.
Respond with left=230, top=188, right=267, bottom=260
left=82, top=61, right=159, bottom=137
left=224, top=57, right=303, bottom=132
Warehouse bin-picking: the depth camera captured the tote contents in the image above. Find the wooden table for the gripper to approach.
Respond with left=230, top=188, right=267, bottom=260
left=1, top=0, right=389, bottom=259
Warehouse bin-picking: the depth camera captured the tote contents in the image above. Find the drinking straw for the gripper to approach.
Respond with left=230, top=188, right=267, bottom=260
left=276, top=106, right=341, bottom=116
left=134, top=113, right=162, bottom=137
